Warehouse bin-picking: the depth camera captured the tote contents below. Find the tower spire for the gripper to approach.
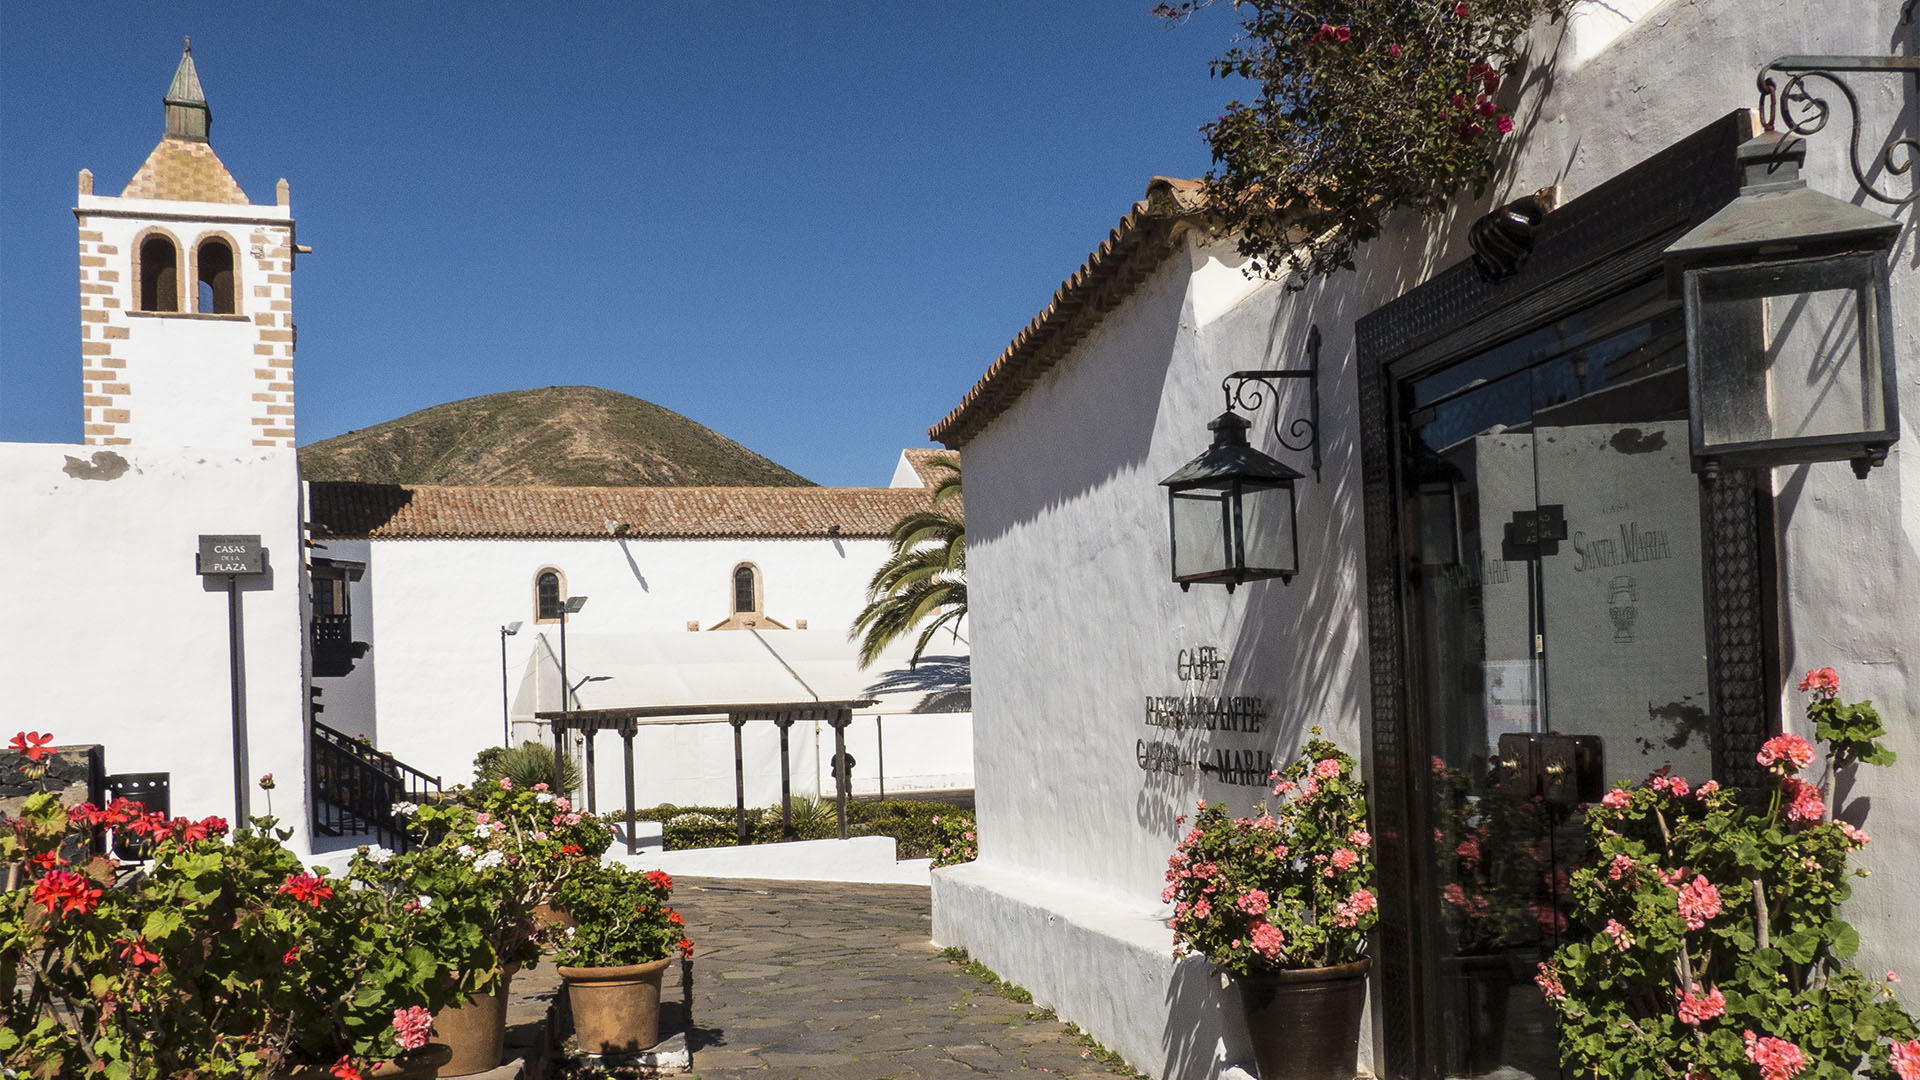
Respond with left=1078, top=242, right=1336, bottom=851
left=164, top=36, right=210, bottom=142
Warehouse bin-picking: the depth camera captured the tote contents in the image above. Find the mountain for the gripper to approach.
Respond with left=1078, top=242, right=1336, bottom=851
left=298, top=386, right=814, bottom=487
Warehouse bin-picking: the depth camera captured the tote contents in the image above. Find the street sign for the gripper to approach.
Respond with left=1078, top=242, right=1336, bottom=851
left=196, top=534, right=267, bottom=576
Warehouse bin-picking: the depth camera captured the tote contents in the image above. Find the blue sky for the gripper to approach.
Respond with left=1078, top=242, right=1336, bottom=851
left=0, top=4, right=1238, bottom=486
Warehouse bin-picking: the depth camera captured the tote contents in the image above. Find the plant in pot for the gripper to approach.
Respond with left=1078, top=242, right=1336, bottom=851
left=1535, top=668, right=1920, bottom=1080
left=551, top=861, right=694, bottom=1056
left=1430, top=756, right=1574, bottom=1074
left=0, top=759, right=457, bottom=1080
left=1166, top=728, right=1377, bottom=1080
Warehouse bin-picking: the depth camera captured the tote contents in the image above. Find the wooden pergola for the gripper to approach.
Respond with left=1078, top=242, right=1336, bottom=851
left=535, top=699, right=877, bottom=854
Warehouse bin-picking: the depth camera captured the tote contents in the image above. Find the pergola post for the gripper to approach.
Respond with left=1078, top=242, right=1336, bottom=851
left=830, top=708, right=852, bottom=840
left=729, top=713, right=749, bottom=846
left=774, top=710, right=796, bottom=841
left=621, top=720, right=637, bottom=856
left=550, top=716, right=566, bottom=795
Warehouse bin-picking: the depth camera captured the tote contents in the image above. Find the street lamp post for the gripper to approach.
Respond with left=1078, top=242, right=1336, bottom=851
left=499, top=621, right=522, bottom=747
left=554, top=595, right=588, bottom=795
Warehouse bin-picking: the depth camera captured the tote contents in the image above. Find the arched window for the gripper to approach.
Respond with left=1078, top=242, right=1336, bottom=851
left=197, top=237, right=236, bottom=314
left=535, top=568, right=566, bottom=622
left=139, top=235, right=179, bottom=312
left=732, top=564, right=759, bottom=615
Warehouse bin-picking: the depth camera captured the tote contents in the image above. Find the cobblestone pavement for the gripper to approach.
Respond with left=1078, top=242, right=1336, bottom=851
left=663, top=877, right=1130, bottom=1080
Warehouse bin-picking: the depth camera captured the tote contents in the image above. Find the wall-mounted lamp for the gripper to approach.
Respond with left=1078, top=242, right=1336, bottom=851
left=1161, top=327, right=1322, bottom=592
left=1663, top=44, right=1915, bottom=480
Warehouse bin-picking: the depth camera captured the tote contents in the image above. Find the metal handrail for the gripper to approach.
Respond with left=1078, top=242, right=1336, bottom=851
left=310, top=718, right=440, bottom=852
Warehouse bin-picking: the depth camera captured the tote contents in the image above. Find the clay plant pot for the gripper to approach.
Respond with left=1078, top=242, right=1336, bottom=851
left=1236, top=958, right=1370, bottom=1080
left=274, top=1044, right=452, bottom=1079
left=558, top=956, right=671, bottom=1054
left=431, top=966, right=517, bottom=1077
left=532, top=901, right=574, bottom=931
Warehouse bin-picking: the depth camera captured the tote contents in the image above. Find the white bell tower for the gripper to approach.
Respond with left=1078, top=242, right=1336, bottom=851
left=74, top=38, right=300, bottom=450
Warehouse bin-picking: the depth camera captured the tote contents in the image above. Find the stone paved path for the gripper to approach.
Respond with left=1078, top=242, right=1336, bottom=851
left=662, top=877, right=1130, bottom=1080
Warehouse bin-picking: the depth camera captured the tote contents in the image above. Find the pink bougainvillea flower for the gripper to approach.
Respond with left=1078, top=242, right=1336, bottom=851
left=9, top=731, right=55, bottom=762
left=1676, top=986, right=1726, bottom=1025
left=1496, top=114, right=1515, bottom=135
left=1758, top=733, right=1816, bottom=773
left=392, top=1005, right=434, bottom=1051
left=1676, top=875, right=1722, bottom=930
left=1332, top=25, right=1351, bottom=43
left=1798, top=667, right=1840, bottom=697
left=1454, top=2, right=1470, bottom=15
left=1744, top=1031, right=1808, bottom=1080
left=1388, top=43, right=1402, bottom=57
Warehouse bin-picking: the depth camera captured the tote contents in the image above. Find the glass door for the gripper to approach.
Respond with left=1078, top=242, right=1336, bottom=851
left=1398, top=280, right=1714, bottom=1080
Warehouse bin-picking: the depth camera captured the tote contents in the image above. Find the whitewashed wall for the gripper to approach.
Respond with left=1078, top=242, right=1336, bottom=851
left=336, top=532, right=950, bottom=788
left=937, top=2, right=1920, bottom=1077
left=0, top=442, right=311, bottom=848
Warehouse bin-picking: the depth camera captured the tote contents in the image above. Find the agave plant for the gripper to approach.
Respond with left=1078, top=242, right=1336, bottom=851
left=850, top=455, right=966, bottom=668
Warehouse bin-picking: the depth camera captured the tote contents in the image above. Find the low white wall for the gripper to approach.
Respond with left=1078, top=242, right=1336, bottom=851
left=608, top=834, right=930, bottom=885
left=0, top=442, right=312, bottom=850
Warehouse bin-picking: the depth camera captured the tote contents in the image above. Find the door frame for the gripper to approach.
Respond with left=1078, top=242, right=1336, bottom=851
left=1353, top=109, right=1782, bottom=1080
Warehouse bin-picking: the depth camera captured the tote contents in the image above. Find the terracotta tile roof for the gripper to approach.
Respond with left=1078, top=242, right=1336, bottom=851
left=899, top=448, right=959, bottom=489
left=928, top=177, right=1210, bottom=448
left=121, top=137, right=251, bottom=204
left=307, top=482, right=946, bottom=541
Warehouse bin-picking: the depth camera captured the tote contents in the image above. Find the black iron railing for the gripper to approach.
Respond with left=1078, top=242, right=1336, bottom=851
left=311, top=719, right=440, bottom=852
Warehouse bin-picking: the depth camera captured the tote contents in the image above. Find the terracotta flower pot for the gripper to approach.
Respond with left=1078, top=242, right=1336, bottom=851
left=532, top=901, right=574, bottom=930
left=274, top=1044, right=452, bottom=1079
left=432, top=966, right=516, bottom=1076
left=1236, top=958, right=1370, bottom=1080
left=559, top=956, right=670, bottom=1054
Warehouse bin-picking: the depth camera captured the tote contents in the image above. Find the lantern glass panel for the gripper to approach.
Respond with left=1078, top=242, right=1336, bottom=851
left=1689, top=255, right=1886, bottom=453
left=1238, top=480, right=1297, bottom=577
left=1170, top=488, right=1231, bottom=581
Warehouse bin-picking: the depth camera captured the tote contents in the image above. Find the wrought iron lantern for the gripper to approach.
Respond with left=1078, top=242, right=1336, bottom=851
left=1162, top=411, right=1303, bottom=591
left=1664, top=117, right=1905, bottom=479
left=1162, top=327, right=1322, bottom=592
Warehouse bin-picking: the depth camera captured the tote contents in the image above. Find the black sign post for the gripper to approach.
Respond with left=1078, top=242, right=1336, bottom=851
left=197, top=535, right=268, bottom=825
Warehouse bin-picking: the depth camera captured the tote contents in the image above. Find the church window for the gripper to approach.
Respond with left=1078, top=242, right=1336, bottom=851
left=138, top=235, right=180, bottom=312
left=196, top=237, right=236, bottom=314
left=535, top=568, right=566, bottom=622
left=732, top=564, right=760, bottom=615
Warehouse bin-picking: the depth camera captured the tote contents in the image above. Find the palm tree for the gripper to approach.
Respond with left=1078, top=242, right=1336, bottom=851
left=850, top=455, right=966, bottom=668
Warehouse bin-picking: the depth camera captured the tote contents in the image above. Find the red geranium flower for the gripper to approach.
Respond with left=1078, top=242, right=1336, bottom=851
left=9, top=731, right=55, bottom=761
left=679, top=936, right=695, bottom=959
left=278, top=872, right=335, bottom=907
left=118, top=937, right=161, bottom=967
left=645, top=869, right=673, bottom=890
left=31, top=869, right=103, bottom=916
left=329, top=1057, right=362, bottom=1080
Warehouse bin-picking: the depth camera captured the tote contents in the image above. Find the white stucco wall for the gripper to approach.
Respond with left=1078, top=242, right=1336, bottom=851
left=340, top=532, right=972, bottom=795
left=937, top=3, right=1919, bottom=1078
left=0, top=442, right=311, bottom=848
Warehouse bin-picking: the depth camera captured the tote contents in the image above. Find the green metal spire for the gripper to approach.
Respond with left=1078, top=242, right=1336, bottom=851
left=164, top=37, right=210, bottom=142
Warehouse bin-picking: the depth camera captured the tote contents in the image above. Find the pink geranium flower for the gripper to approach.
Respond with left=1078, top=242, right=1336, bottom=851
left=1891, top=1038, right=1920, bottom=1080
left=1676, top=875, right=1721, bottom=930
left=1676, top=986, right=1726, bottom=1025
left=1798, top=667, right=1840, bottom=698
left=1744, top=1031, right=1808, bottom=1080
left=1249, top=919, right=1286, bottom=960
left=392, top=1005, right=434, bottom=1051
left=1758, top=733, right=1816, bottom=774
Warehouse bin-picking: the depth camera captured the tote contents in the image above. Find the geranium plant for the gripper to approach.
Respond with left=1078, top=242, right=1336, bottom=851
left=0, top=761, right=459, bottom=1080
left=1165, top=728, right=1377, bottom=974
left=1156, top=0, right=1573, bottom=283
left=930, top=810, right=978, bottom=869
left=552, top=862, right=693, bottom=969
left=1536, top=669, right=1919, bottom=1080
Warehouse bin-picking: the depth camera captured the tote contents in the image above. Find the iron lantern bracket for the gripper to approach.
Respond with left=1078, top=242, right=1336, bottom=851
left=1221, top=324, right=1323, bottom=482
left=1757, top=43, right=1920, bottom=206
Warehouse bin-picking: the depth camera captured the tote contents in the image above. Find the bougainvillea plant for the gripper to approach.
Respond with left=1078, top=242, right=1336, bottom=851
left=1166, top=728, right=1376, bottom=975
left=551, top=862, right=693, bottom=969
left=1155, top=0, right=1573, bottom=283
left=1536, top=669, right=1919, bottom=1080
left=0, top=763, right=458, bottom=1080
